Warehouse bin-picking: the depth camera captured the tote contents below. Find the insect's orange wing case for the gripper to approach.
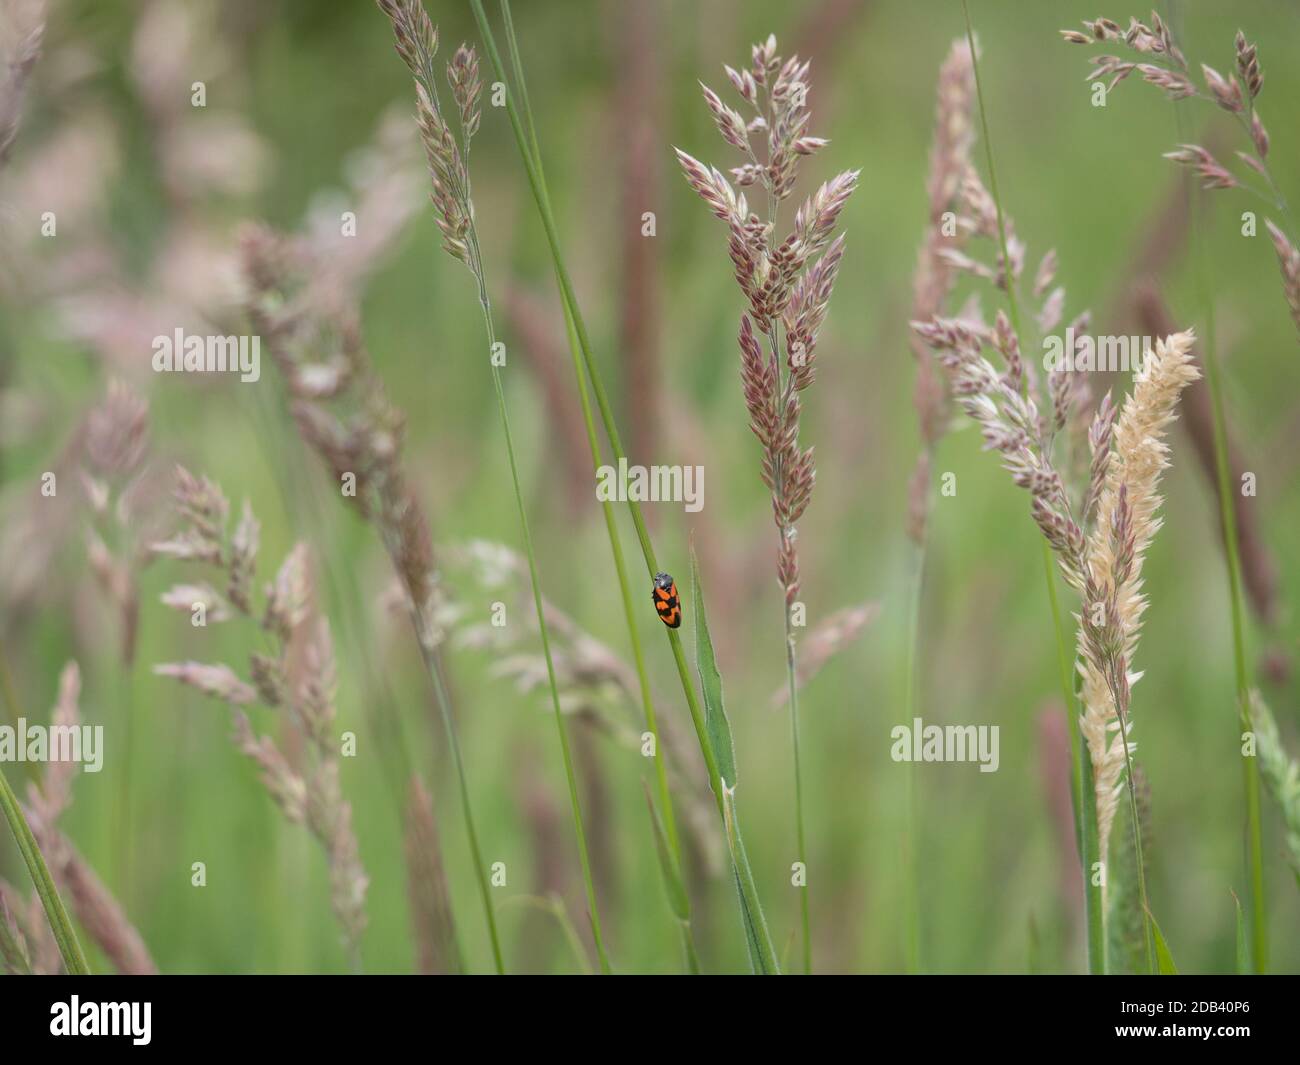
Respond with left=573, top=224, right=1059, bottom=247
left=651, top=572, right=682, bottom=628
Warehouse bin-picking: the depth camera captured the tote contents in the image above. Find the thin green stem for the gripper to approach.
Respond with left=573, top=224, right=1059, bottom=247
left=500, top=0, right=696, bottom=966
left=419, top=3, right=611, bottom=972
left=466, top=228, right=611, bottom=974
left=964, top=0, right=1103, bottom=971
left=1197, top=233, right=1266, bottom=971
left=1233, top=106, right=1298, bottom=240
left=560, top=306, right=700, bottom=970
left=783, top=609, right=810, bottom=974
left=113, top=660, right=135, bottom=899
left=409, top=618, right=505, bottom=974
left=0, top=763, right=89, bottom=974
left=500, top=893, right=595, bottom=975
left=1075, top=706, right=1105, bottom=973
left=1040, top=545, right=1104, bottom=971
left=722, top=784, right=780, bottom=974
left=752, top=162, right=809, bottom=978
left=1114, top=701, right=1154, bottom=972
left=477, top=0, right=778, bottom=970
left=901, top=531, right=926, bottom=974
left=0, top=641, right=90, bottom=973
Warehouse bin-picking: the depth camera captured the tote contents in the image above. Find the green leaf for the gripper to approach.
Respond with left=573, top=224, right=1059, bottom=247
left=0, top=768, right=89, bottom=974
left=721, top=780, right=780, bottom=974
left=680, top=545, right=780, bottom=973
left=690, top=544, right=737, bottom=790
left=1076, top=722, right=1106, bottom=974
left=1149, top=911, right=1179, bottom=974
left=1232, top=890, right=1249, bottom=975
left=642, top=781, right=689, bottom=922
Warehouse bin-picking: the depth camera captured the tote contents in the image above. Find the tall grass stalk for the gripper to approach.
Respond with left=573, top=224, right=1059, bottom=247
left=472, top=0, right=779, bottom=971
left=467, top=242, right=611, bottom=974
left=410, top=616, right=505, bottom=971
left=901, top=540, right=924, bottom=972
left=786, top=617, right=810, bottom=973
left=1060, top=7, right=1277, bottom=969
left=961, top=0, right=1105, bottom=972
left=496, top=0, right=698, bottom=968
left=672, top=33, right=858, bottom=975
left=561, top=304, right=701, bottom=971
left=377, top=0, right=611, bottom=971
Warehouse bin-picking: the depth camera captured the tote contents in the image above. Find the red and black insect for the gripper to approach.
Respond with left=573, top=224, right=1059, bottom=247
left=652, top=572, right=682, bottom=628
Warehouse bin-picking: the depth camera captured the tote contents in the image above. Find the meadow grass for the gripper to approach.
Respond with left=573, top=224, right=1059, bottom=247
left=378, top=0, right=610, bottom=971
left=1058, top=7, right=1291, bottom=972
left=3, top=0, right=1300, bottom=978
left=470, top=0, right=780, bottom=971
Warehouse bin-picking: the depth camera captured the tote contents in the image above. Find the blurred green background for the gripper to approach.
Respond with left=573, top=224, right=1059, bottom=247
left=1, top=0, right=1297, bottom=974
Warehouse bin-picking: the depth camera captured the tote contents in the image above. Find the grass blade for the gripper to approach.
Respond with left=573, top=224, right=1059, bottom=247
left=691, top=544, right=780, bottom=973
left=0, top=764, right=89, bottom=974
left=471, top=0, right=772, bottom=970
left=1149, top=910, right=1179, bottom=975
left=1077, top=719, right=1106, bottom=974
left=721, top=781, right=779, bottom=975
left=642, top=780, right=700, bottom=973
left=689, top=547, right=737, bottom=791
left=495, top=0, right=699, bottom=968
left=643, top=781, right=689, bottom=924
left=377, top=0, right=611, bottom=972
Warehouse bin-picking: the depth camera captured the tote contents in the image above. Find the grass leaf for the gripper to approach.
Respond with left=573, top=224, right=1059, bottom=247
left=642, top=781, right=689, bottom=923
left=722, top=780, right=780, bottom=974
left=1232, top=890, right=1249, bottom=974
left=690, top=543, right=737, bottom=790
left=0, top=768, right=89, bottom=974
left=1148, top=910, right=1179, bottom=975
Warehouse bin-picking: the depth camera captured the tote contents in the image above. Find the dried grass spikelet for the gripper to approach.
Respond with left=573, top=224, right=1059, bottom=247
left=769, top=600, right=880, bottom=709
left=239, top=222, right=440, bottom=647
left=1249, top=689, right=1300, bottom=883
left=0, top=880, right=43, bottom=974
left=1078, top=331, right=1199, bottom=860
left=376, top=0, right=480, bottom=269
left=0, top=0, right=44, bottom=169
left=404, top=775, right=462, bottom=974
left=677, top=34, right=858, bottom=606
left=19, top=662, right=159, bottom=974
left=1265, top=220, right=1300, bottom=338
left=908, top=37, right=977, bottom=543
left=0, top=883, right=35, bottom=974
left=446, top=539, right=722, bottom=871
left=152, top=475, right=369, bottom=963
left=1063, top=18, right=1300, bottom=344
left=916, top=299, right=1197, bottom=871
left=78, top=380, right=167, bottom=666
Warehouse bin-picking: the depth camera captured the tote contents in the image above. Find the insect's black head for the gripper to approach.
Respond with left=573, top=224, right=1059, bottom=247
left=653, top=571, right=674, bottom=591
